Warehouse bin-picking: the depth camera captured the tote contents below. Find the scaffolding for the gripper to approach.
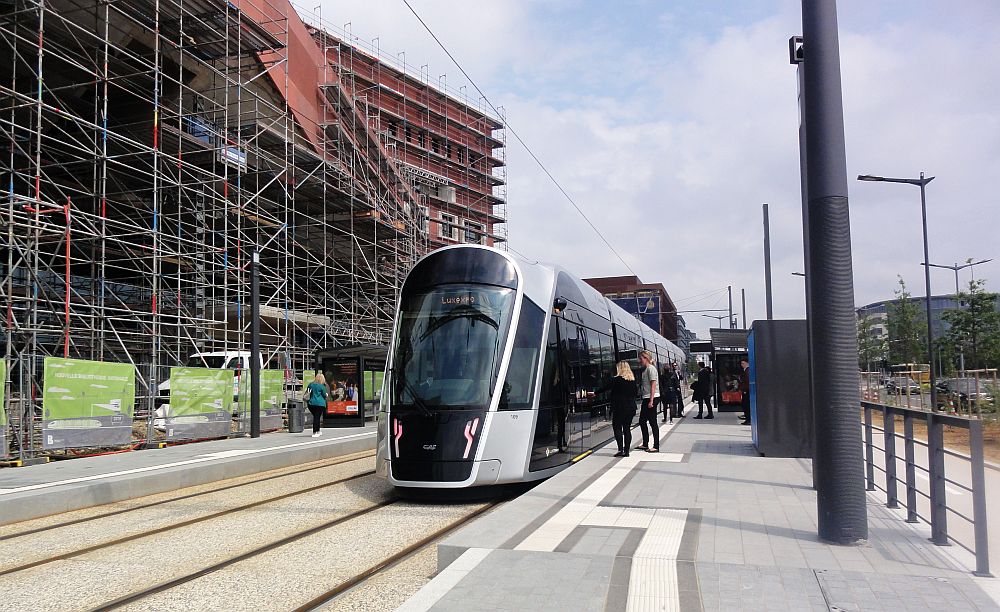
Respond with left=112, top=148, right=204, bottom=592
left=0, top=0, right=438, bottom=457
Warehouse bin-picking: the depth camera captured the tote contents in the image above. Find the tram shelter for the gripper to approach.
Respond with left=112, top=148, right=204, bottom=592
left=693, top=328, right=750, bottom=411
left=314, top=344, right=387, bottom=427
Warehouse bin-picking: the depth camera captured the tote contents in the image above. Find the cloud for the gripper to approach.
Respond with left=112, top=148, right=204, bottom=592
left=317, top=1, right=1000, bottom=339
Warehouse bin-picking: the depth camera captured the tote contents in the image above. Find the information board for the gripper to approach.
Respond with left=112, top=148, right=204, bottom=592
left=324, top=359, right=360, bottom=416
left=42, top=357, right=136, bottom=449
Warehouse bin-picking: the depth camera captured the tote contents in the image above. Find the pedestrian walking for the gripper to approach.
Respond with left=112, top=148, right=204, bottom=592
left=635, top=350, right=660, bottom=452
left=600, top=361, right=639, bottom=457
left=693, top=362, right=714, bottom=419
left=304, top=372, right=329, bottom=437
left=739, top=358, right=751, bottom=425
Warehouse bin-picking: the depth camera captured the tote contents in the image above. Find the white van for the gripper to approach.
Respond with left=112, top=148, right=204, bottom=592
left=154, top=351, right=265, bottom=427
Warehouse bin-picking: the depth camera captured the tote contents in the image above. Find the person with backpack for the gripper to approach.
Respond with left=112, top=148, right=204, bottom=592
left=304, top=372, right=329, bottom=437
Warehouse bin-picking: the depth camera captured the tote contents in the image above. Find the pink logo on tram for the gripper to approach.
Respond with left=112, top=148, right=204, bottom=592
left=463, top=417, right=481, bottom=459
left=393, top=418, right=403, bottom=457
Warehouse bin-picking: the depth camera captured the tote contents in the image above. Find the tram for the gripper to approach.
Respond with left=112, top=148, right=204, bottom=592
left=375, top=245, right=684, bottom=489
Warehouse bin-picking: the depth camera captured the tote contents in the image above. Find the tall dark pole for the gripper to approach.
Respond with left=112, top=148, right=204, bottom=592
left=728, top=286, right=734, bottom=329
left=741, top=289, right=747, bottom=329
left=763, top=203, right=774, bottom=319
left=250, top=250, right=261, bottom=438
left=918, top=175, right=938, bottom=412
left=800, top=0, right=868, bottom=543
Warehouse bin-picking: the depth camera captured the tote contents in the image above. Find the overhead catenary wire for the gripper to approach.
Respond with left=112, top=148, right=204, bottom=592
left=401, top=0, right=639, bottom=278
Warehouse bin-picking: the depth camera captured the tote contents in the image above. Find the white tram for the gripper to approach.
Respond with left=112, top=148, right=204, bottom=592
left=375, top=245, right=684, bottom=489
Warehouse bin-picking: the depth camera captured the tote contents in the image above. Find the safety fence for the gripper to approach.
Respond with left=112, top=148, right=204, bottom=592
left=862, top=401, right=992, bottom=576
left=0, top=356, right=304, bottom=466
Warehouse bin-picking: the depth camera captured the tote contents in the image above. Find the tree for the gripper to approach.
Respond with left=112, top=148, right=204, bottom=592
left=857, top=313, right=887, bottom=371
left=886, top=276, right=925, bottom=366
left=941, top=279, right=1000, bottom=371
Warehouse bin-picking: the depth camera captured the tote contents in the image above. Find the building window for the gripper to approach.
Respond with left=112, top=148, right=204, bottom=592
left=464, top=221, right=486, bottom=245
left=405, top=126, right=411, bottom=142
left=457, top=147, right=465, bottom=164
left=431, top=138, right=440, bottom=154
left=417, top=131, right=426, bottom=148
left=439, top=213, right=458, bottom=241
left=417, top=205, right=429, bottom=234
left=388, top=122, right=397, bottom=138
left=446, top=143, right=452, bottom=158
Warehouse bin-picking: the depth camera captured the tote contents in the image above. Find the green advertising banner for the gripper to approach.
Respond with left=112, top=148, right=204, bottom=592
left=0, top=358, right=7, bottom=458
left=237, top=370, right=284, bottom=430
left=42, top=357, right=136, bottom=449
left=167, top=367, right=232, bottom=440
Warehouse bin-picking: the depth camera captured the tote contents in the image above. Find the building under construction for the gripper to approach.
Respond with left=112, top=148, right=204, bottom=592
left=0, top=0, right=506, bottom=446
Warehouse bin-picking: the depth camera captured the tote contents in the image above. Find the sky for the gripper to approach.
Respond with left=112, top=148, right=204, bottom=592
left=316, top=0, right=1000, bottom=339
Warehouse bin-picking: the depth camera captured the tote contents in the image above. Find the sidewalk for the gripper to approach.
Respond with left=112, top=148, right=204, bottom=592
left=0, top=426, right=375, bottom=525
left=402, top=409, right=1000, bottom=611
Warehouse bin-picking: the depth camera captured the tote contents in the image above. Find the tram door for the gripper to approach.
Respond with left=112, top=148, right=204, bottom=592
left=530, top=315, right=569, bottom=472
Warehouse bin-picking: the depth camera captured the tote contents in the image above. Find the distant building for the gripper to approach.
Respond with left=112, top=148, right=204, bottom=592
left=582, top=276, right=678, bottom=343
left=676, top=315, right=697, bottom=359
left=856, top=294, right=1000, bottom=360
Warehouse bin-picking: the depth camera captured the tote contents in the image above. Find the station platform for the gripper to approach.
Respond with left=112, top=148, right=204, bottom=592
left=0, top=425, right=376, bottom=526
left=401, top=410, right=1000, bottom=612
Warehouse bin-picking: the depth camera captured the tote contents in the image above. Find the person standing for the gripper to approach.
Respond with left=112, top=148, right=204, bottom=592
left=739, top=358, right=751, bottom=425
left=601, top=361, right=639, bottom=457
left=635, top=351, right=660, bottom=453
left=693, top=362, right=714, bottom=419
left=304, top=372, right=329, bottom=437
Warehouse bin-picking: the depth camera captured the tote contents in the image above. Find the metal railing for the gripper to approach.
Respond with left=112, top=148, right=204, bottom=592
left=862, top=401, right=992, bottom=576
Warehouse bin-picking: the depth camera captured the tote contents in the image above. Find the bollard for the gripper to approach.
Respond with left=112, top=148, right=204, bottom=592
left=926, top=413, right=949, bottom=545
left=903, top=413, right=918, bottom=523
left=969, top=419, right=992, bottom=576
left=883, top=407, right=898, bottom=508
left=864, top=405, right=875, bottom=491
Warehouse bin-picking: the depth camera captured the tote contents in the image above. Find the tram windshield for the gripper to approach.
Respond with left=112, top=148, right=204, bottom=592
left=392, top=285, right=514, bottom=410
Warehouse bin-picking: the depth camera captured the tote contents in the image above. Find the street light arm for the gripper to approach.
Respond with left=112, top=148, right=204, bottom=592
left=857, top=174, right=934, bottom=186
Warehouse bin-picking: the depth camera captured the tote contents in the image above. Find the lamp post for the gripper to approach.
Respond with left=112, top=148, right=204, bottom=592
left=924, top=258, right=993, bottom=375
left=924, top=259, right=993, bottom=295
left=857, top=173, right=937, bottom=411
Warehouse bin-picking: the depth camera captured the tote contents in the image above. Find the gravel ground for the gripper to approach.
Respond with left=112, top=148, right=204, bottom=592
left=0, top=450, right=374, bottom=541
left=324, top=545, right=439, bottom=612
left=114, top=501, right=488, bottom=612
left=0, top=453, right=382, bottom=611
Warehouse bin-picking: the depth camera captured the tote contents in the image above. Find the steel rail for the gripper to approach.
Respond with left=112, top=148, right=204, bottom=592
left=0, top=468, right=377, bottom=577
left=291, top=501, right=500, bottom=612
left=87, top=498, right=400, bottom=612
left=0, top=450, right=375, bottom=542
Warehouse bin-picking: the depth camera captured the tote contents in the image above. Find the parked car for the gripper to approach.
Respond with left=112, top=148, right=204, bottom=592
left=885, top=376, right=921, bottom=395
left=935, top=378, right=995, bottom=410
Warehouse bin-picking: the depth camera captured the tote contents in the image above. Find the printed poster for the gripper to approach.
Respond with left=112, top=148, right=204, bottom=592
left=42, top=357, right=136, bottom=449
left=167, top=367, right=232, bottom=440
left=324, top=359, right=360, bottom=415
left=0, top=358, right=6, bottom=458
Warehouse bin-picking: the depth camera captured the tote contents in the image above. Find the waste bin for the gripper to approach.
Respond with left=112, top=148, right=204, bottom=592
left=287, top=400, right=304, bottom=433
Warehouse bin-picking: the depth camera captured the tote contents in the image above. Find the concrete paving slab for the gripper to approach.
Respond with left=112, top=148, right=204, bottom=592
left=402, top=408, right=1000, bottom=611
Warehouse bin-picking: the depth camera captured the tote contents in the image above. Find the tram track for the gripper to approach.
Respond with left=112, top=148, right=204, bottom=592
left=0, top=449, right=376, bottom=543
left=293, top=501, right=500, bottom=612
left=87, top=498, right=401, bottom=612
left=0, top=462, right=378, bottom=577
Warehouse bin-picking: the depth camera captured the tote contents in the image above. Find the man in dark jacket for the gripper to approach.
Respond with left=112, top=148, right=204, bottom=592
left=739, top=358, right=751, bottom=425
left=694, top=362, right=714, bottom=419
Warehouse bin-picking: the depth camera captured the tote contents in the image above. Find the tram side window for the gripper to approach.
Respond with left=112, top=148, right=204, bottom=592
left=530, top=316, right=569, bottom=472
left=499, top=298, right=545, bottom=411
